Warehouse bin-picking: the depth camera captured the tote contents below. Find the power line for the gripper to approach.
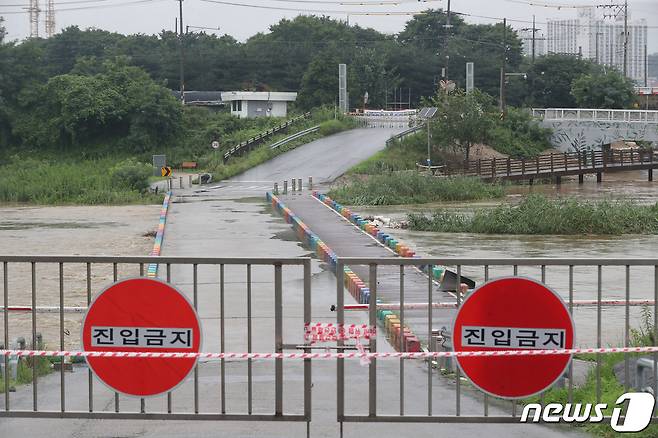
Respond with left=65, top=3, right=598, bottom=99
left=264, top=0, right=439, bottom=4
left=198, top=0, right=428, bottom=15
left=0, top=0, right=164, bottom=15
left=1, top=0, right=117, bottom=8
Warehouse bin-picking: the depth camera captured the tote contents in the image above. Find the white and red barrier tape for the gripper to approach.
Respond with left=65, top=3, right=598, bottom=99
left=342, top=299, right=657, bottom=311
left=5, top=299, right=654, bottom=314
left=3, top=346, right=658, bottom=360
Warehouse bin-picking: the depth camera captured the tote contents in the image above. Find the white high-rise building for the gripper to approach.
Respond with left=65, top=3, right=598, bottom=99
left=546, top=7, right=647, bottom=83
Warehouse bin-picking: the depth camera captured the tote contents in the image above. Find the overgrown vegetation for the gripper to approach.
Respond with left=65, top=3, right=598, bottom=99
left=328, top=173, right=504, bottom=205
left=0, top=336, right=53, bottom=394
left=0, top=155, right=164, bottom=204
left=408, top=195, right=658, bottom=235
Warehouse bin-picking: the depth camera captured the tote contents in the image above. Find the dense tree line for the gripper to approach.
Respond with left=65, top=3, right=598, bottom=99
left=0, top=10, right=638, bottom=152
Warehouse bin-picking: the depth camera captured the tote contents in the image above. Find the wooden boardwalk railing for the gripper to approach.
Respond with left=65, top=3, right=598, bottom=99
left=424, top=149, right=658, bottom=183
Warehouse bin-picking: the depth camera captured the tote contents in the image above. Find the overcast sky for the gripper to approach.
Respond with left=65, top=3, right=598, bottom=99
left=1, top=0, right=657, bottom=53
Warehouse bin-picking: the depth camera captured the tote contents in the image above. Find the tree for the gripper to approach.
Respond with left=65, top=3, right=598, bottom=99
left=11, top=60, right=182, bottom=151
left=571, top=70, right=635, bottom=109
left=508, top=54, right=598, bottom=108
left=431, top=89, right=494, bottom=161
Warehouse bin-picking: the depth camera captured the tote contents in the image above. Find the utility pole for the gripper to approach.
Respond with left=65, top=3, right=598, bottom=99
left=177, top=0, right=185, bottom=102
left=622, top=0, right=628, bottom=77
left=645, top=43, right=648, bottom=87
left=532, top=14, right=537, bottom=64
left=597, top=1, right=629, bottom=76
left=499, top=18, right=507, bottom=114
left=520, top=17, right=544, bottom=64
left=443, top=0, right=452, bottom=81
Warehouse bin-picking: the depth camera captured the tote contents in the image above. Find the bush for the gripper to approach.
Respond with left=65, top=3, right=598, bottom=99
left=408, top=195, right=658, bottom=235
left=319, top=119, right=346, bottom=136
left=328, top=173, right=504, bottom=205
left=486, top=107, right=552, bottom=158
left=109, top=159, right=151, bottom=192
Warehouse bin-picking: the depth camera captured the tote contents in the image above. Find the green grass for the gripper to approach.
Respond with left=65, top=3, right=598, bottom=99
left=408, top=195, right=658, bottom=235
left=328, top=172, right=505, bottom=206
left=0, top=155, right=164, bottom=205
left=205, top=117, right=355, bottom=181
left=347, top=132, right=432, bottom=175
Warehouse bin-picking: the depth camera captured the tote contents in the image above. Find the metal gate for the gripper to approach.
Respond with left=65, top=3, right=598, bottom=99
left=335, top=257, right=658, bottom=425
left=3, top=255, right=658, bottom=430
left=0, top=255, right=311, bottom=425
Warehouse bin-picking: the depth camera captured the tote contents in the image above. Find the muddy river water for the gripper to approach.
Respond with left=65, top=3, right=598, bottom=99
left=0, top=205, right=159, bottom=349
left=0, top=170, right=656, bottom=349
left=353, top=171, right=658, bottom=346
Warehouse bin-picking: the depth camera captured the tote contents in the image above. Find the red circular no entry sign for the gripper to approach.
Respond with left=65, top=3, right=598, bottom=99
left=82, top=278, right=202, bottom=397
left=452, top=277, right=574, bottom=399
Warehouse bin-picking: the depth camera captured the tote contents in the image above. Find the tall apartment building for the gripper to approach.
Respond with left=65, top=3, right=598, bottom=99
left=546, top=7, right=648, bottom=83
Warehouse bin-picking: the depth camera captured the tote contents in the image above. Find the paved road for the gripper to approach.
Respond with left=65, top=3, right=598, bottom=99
left=1, top=129, right=586, bottom=437
left=230, top=128, right=400, bottom=185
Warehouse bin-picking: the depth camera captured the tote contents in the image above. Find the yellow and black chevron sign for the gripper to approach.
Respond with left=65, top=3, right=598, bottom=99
left=161, top=166, right=172, bottom=177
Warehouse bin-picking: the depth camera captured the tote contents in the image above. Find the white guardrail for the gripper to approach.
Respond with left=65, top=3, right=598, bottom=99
left=532, top=108, right=658, bottom=123
left=269, top=125, right=320, bottom=150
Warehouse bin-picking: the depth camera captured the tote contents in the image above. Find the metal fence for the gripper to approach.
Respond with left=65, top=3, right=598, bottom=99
left=3, top=255, right=658, bottom=429
left=335, top=257, right=658, bottom=425
left=0, top=255, right=311, bottom=424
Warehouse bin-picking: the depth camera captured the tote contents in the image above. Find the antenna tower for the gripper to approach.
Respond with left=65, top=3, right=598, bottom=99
left=28, top=0, right=40, bottom=38
left=45, top=0, right=55, bottom=37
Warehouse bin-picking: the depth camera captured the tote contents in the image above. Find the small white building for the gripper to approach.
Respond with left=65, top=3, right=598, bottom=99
left=221, top=91, right=298, bottom=118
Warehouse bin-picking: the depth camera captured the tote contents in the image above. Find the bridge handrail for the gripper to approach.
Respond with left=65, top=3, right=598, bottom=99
left=532, top=108, right=658, bottom=123
left=436, top=148, right=656, bottom=178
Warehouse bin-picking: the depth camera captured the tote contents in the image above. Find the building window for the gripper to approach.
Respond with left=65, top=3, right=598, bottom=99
left=232, top=101, right=243, bottom=112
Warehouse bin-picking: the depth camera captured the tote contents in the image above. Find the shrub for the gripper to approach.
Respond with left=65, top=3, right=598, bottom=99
left=319, top=119, right=346, bottom=136
left=408, top=195, right=658, bottom=235
left=328, top=173, right=504, bottom=205
left=109, top=159, right=151, bottom=192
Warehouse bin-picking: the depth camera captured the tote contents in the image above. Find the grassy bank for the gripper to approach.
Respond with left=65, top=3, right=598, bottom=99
left=0, top=156, right=164, bottom=205
left=408, top=195, right=658, bottom=235
left=328, top=173, right=505, bottom=206
left=348, top=133, right=429, bottom=175
left=206, top=117, right=355, bottom=181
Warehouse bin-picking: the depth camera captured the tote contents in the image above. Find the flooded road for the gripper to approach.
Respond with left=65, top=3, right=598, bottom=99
left=352, top=172, right=658, bottom=347
left=0, top=205, right=159, bottom=349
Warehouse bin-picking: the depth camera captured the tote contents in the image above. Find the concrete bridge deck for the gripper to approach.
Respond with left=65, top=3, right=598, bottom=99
left=278, top=193, right=458, bottom=346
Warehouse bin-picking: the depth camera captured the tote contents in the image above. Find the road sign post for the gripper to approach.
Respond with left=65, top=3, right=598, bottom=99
left=161, top=166, right=172, bottom=177
left=82, top=278, right=202, bottom=397
left=453, top=277, right=574, bottom=399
